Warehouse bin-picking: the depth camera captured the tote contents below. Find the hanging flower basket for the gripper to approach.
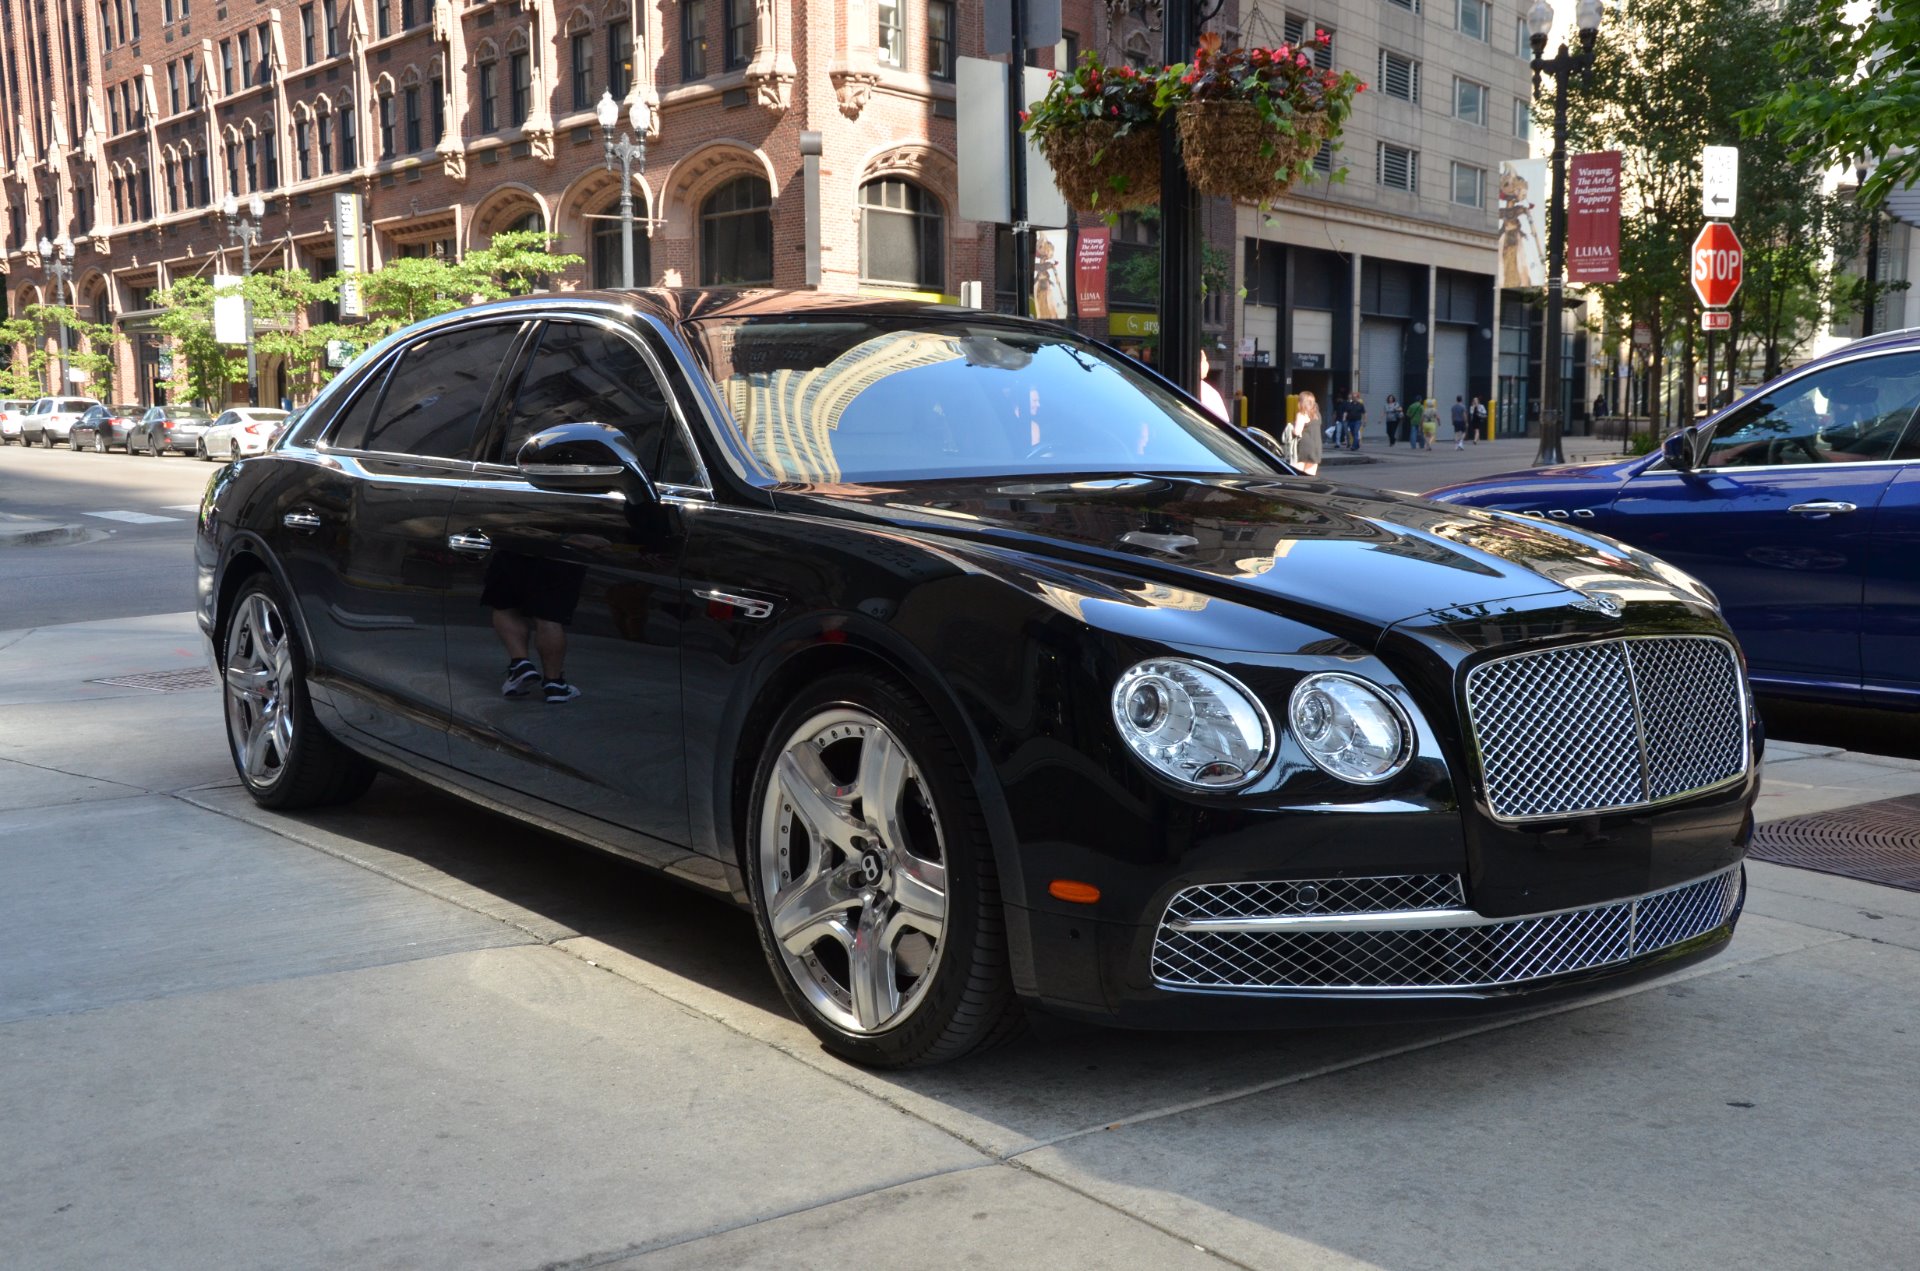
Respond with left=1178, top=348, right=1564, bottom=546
left=1039, top=123, right=1162, bottom=212
left=1175, top=100, right=1328, bottom=205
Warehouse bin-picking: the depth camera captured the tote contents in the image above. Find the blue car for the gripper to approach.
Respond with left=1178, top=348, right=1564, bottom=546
left=1429, top=331, right=1920, bottom=708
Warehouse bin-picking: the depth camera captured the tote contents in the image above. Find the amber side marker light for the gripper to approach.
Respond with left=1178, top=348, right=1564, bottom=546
left=1048, top=880, right=1102, bottom=904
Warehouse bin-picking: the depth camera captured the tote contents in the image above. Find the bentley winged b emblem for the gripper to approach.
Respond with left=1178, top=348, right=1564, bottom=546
left=1569, top=590, right=1625, bottom=618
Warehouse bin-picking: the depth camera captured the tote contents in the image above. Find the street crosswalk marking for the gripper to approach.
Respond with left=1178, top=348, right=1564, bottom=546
left=163, top=504, right=202, bottom=511
left=85, top=510, right=182, bottom=524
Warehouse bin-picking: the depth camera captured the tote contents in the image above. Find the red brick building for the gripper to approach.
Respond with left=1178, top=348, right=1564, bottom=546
left=4, top=0, right=1236, bottom=405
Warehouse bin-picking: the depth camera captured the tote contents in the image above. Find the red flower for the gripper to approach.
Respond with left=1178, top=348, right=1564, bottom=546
left=1019, top=109, right=1030, bottom=121
left=1048, top=69, right=1057, bottom=79
left=1110, top=104, right=1120, bottom=115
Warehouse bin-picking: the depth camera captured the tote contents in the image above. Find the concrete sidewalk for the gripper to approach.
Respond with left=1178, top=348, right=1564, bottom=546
left=3, top=612, right=1917, bottom=1270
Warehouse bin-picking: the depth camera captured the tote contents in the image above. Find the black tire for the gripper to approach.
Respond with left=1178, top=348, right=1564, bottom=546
left=71, top=433, right=83, bottom=451
left=219, top=574, right=376, bottom=810
left=743, top=671, right=1020, bottom=1068
left=93, top=433, right=107, bottom=453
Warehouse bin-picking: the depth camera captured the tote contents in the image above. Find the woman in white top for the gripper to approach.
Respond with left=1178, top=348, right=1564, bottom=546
left=1290, top=391, right=1324, bottom=476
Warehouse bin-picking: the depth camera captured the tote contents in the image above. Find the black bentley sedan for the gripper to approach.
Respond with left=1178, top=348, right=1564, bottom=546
left=196, top=290, right=1760, bottom=1067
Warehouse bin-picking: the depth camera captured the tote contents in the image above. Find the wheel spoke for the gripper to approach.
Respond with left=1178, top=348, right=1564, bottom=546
left=848, top=901, right=900, bottom=1031
left=776, top=748, right=861, bottom=851
left=271, top=707, right=296, bottom=764
left=890, top=854, right=947, bottom=937
left=225, top=664, right=272, bottom=698
left=243, top=713, right=275, bottom=779
left=856, top=729, right=910, bottom=847
left=770, top=868, right=861, bottom=956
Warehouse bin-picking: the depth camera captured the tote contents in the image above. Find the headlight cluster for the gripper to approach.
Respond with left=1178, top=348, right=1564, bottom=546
left=1111, top=660, right=1414, bottom=790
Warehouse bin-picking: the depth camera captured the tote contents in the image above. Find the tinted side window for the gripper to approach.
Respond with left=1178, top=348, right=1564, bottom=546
left=1706, top=352, right=1920, bottom=469
left=493, top=321, right=697, bottom=482
left=347, top=323, right=522, bottom=459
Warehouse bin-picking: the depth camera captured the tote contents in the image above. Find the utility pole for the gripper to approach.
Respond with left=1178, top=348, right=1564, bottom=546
left=1158, top=0, right=1203, bottom=391
left=1007, top=0, right=1032, bottom=317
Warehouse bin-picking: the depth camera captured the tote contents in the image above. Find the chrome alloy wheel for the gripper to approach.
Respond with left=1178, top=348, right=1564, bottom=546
left=757, top=708, right=948, bottom=1035
left=223, top=591, right=298, bottom=790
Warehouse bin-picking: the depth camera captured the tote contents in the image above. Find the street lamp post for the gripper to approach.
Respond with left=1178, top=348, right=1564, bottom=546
left=37, top=236, right=75, bottom=395
left=1527, top=0, right=1603, bottom=466
left=223, top=192, right=268, bottom=406
left=595, top=90, right=650, bottom=289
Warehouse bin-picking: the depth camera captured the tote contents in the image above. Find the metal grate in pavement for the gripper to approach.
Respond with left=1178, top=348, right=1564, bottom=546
left=1749, top=795, right=1920, bottom=892
left=87, top=667, right=220, bottom=693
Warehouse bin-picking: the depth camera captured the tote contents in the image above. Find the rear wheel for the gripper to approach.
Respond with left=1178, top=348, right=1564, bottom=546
left=93, top=433, right=108, bottom=453
left=744, top=673, right=1020, bottom=1068
left=196, top=440, right=209, bottom=461
left=221, top=576, right=376, bottom=810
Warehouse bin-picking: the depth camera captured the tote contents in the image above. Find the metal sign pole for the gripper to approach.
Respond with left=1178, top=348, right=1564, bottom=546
left=1007, top=0, right=1031, bottom=317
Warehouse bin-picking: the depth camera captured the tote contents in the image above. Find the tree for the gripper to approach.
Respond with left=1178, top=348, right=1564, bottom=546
left=0, top=306, right=120, bottom=398
left=151, top=269, right=344, bottom=406
left=1748, top=2, right=1920, bottom=211
left=353, top=230, right=583, bottom=340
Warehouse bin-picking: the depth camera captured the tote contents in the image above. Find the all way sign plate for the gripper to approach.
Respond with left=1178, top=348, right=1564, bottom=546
left=1702, top=146, right=1739, bottom=219
left=1702, top=310, right=1732, bottom=331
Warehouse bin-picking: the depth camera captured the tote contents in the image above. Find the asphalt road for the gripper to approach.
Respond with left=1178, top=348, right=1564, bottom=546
left=0, top=441, right=212, bottom=627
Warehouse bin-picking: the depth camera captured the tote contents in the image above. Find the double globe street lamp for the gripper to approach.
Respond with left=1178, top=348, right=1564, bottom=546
left=38, top=235, right=76, bottom=395
left=595, top=90, right=651, bottom=289
left=222, top=192, right=269, bottom=406
left=1527, top=0, right=1604, bottom=466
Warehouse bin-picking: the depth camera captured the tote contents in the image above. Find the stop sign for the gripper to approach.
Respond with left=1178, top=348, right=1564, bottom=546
left=1692, top=222, right=1743, bottom=309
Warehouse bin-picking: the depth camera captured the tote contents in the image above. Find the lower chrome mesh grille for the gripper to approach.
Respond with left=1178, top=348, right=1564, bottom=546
left=1464, top=636, right=1749, bottom=821
left=1165, top=874, right=1465, bottom=923
left=1151, top=867, right=1742, bottom=992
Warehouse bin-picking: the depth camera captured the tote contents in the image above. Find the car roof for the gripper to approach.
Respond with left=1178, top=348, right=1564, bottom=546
left=417, top=287, right=990, bottom=339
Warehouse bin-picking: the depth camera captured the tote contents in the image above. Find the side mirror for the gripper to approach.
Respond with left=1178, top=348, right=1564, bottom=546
left=1244, top=426, right=1289, bottom=466
left=516, top=422, right=658, bottom=503
left=1660, top=429, right=1697, bottom=473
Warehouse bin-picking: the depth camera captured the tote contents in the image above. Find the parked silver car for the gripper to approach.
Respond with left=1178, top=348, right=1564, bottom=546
left=129, top=405, right=215, bottom=456
left=21, top=397, right=102, bottom=447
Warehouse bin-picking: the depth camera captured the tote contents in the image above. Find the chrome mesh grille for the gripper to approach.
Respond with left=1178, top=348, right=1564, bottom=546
left=1465, top=637, right=1747, bottom=820
left=1151, top=867, right=1741, bottom=992
left=1165, top=874, right=1465, bottom=924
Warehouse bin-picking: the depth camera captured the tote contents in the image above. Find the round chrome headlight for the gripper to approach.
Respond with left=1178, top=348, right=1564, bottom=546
left=1287, top=673, right=1413, bottom=785
left=1112, top=659, right=1274, bottom=790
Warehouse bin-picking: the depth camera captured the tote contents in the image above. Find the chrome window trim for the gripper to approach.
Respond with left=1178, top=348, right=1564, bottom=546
left=1462, top=633, right=1752, bottom=825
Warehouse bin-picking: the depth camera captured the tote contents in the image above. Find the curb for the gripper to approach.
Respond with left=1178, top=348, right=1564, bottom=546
left=0, top=523, right=92, bottom=548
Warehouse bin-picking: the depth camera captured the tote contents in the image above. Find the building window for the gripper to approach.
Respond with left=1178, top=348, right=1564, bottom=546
left=860, top=178, right=943, bottom=289
left=1458, top=0, right=1491, bottom=42
left=221, top=40, right=235, bottom=94
left=1379, top=50, right=1419, bottom=103
left=339, top=105, right=356, bottom=167
left=257, top=24, right=271, bottom=82
left=241, top=31, right=256, bottom=88
left=724, top=0, right=752, bottom=71
left=187, top=59, right=202, bottom=108
left=1513, top=97, right=1532, bottom=139
left=509, top=49, right=531, bottom=125
left=404, top=86, right=422, bottom=151
left=609, top=19, right=633, bottom=97
left=317, top=112, right=334, bottom=174
left=1451, top=161, right=1485, bottom=208
left=877, top=0, right=903, bottom=67
left=226, top=144, right=239, bottom=196
left=379, top=93, right=396, bottom=158
left=1283, top=14, right=1335, bottom=69
left=1378, top=142, right=1418, bottom=192
left=700, top=175, right=773, bottom=285
left=296, top=120, right=311, bottom=179
left=929, top=1, right=955, bottom=79
left=168, top=63, right=181, bottom=114
left=402, top=0, right=417, bottom=29
left=264, top=134, right=280, bottom=188
left=1385, top=0, right=1419, bottom=10
left=430, top=74, right=445, bottom=141
left=110, top=90, right=122, bottom=134
left=323, top=0, right=339, bottom=58
left=592, top=203, right=652, bottom=287
left=682, top=2, right=707, bottom=80
left=478, top=57, right=497, bottom=131
left=1455, top=78, right=1488, bottom=126
left=301, top=4, right=315, bottom=65
left=375, top=0, right=389, bottom=39
left=570, top=31, right=592, bottom=110
left=245, top=134, right=259, bottom=190
left=1515, top=15, right=1531, bottom=57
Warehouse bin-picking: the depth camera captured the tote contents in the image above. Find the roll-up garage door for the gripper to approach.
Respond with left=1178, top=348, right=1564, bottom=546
left=1359, top=319, right=1404, bottom=412
left=1435, top=327, right=1471, bottom=417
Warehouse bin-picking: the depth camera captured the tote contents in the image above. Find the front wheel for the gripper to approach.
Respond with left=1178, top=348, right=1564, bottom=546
left=744, top=673, right=1019, bottom=1068
left=196, top=440, right=209, bottom=461
left=221, top=576, right=376, bottom=810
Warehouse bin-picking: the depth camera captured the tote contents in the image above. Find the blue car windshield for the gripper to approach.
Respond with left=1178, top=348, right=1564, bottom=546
left=692, top=318, right=1262, bottom=484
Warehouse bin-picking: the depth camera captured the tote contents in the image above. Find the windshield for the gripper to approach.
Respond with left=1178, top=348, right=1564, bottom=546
left=691, top=317, right=1264, bottom=484
left=168, top=409, right=214, bottom=420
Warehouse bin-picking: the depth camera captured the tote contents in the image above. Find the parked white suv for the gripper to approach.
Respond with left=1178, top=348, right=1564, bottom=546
left=0, top=399, right=35, bottom=444
left=22, top=397, right=102, bottom=448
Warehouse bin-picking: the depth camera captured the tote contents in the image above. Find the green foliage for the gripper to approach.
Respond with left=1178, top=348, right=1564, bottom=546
left=1158, top=29, right=1364, bottom=167
left=0, top=305, right=121, bottom=398
left=352, top=231, right=583, bottom=341
left=1627, top=431, right=1659, bottom=455
left=1746, top=1, right=1920, bottom=211
left=1022, top=52, right=1161, bottom=140
left=0, top=314, right=50, bottom=398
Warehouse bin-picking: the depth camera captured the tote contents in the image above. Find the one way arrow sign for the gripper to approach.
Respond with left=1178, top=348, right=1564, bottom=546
left=1702, top=146, right=1739, bottom=219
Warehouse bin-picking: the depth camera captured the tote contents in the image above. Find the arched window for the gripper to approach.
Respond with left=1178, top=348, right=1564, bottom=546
left=699, top=175, right=772, bottom=285
left=591, top=200, right=651, bottom=287
left=477, top=42, right=500, bottom=131
left=859, top=177, right=943, bottom=289
left=499, top=210, right=545, bottom=236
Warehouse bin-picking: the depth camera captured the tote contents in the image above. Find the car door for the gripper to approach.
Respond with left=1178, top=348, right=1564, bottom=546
left=1862, top=423, right=1920, bottom=702
left=1610, top=349, right=1920, bottom=696
left=440, top=317, right=701, bottom=850
left=276, top=318, right=530, bottom=762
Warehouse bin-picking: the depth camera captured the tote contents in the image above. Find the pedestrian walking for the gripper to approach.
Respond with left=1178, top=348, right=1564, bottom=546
left=1406, top=396, right=1425, bottom=449
left=1347, top=393, right=1367, bottom=450
left=1197, top=348, right=1230, bottom=422
left=1451, top=396, right=1469, bottom=449
left=1469, top=397, right=1487, bottom=444
left=1384, top=394, right=1404, bottom=446
left=1290, top=390, right=1324, bottom=476
left=1422, top=397, right=1440, bottom=449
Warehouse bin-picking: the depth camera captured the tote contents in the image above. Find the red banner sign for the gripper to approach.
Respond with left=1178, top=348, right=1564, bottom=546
left=1567, top=151, right=1622, bottom=283
left=1075, top=229, right=1110, bottom=319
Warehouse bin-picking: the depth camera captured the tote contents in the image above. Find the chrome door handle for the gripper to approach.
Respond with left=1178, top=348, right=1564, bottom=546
left=447, top=531, right=493, bottom=555
left=282, top=509, right=323, bottom=532
left=1787, top=501, right=1858, bottom=517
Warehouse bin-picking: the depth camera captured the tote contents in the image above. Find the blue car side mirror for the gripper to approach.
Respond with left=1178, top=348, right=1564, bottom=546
left=1660, top=430, right=1697, bottom=472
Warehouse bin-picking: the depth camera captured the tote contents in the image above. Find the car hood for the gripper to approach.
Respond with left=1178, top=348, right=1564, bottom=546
left=1425, top=453, right=1649, bottom=500
left=776, top=473, right=1692, bottom=631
